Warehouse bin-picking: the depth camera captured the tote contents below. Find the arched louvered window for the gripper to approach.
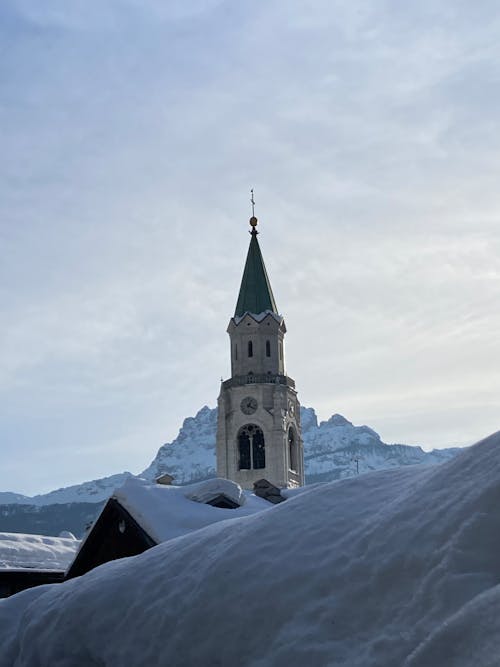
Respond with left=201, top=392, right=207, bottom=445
left=238, top=425, right=265, bottom=470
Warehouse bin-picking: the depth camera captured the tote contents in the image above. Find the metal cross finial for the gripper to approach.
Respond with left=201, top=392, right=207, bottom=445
left=249, top=188, right=258, bottom=233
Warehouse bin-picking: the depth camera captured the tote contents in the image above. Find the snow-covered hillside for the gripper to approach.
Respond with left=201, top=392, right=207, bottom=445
left=1, top=431, right=499, bottom=667
left=0, top=475, right=132, bottom=538
left=0, top=473, right=133, bottom=507
left=0, top=493, right=28, bottom=505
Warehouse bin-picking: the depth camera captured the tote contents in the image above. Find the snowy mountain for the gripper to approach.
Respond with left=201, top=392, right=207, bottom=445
left=141, top=406, right=218, bottom=484
left=1, top=406, right=460, bottom=512
left=300, top=409, right=460, bottom=483
left=0, top=474, right=133, bottom=538
left=0, top=473, right=133, bottom=507
left=142, top=405, right=461, bottom=485
left=0, top=493, right=28, bottom=505
left=0, top=503, right=105, bottom=539
left=2, top=432, right=499, bottom=667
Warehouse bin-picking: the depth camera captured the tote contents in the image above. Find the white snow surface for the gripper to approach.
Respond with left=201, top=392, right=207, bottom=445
left=112, top=477, right=270, bottom=544
left=0, top=533, right=80, bottom=571
left=1, top=430, right=499, bottom=667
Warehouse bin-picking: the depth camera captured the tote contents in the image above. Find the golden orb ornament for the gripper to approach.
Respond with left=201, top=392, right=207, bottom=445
left=249, top=216, right=258, bottom=228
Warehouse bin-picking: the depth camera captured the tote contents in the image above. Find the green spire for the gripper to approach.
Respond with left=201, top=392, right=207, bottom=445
left=234, top=223, right=278, bottom=318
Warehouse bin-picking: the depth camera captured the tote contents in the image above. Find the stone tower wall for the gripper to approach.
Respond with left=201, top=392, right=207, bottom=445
left=228, top=313, right=286, bottom=377
left=217, top=312, right=304, bottom=489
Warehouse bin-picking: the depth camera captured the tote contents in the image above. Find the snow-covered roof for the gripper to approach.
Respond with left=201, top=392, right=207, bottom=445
left=112, top=477, right=271, bottom=544
left=0, top=532, right=80, bottom=571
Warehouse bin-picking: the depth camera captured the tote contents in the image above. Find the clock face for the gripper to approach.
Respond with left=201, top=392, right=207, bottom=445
left=241, top=396, right=258, bottom=415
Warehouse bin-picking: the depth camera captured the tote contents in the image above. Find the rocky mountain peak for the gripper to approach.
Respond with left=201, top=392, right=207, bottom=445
left=323, top=413, right=353, bottom=427
left=141, top=405, right=459, bottom=486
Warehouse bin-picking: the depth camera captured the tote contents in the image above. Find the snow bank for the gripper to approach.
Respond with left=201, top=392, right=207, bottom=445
left=1, top=431, right=499, bottom=667
left=0, top=533, right=80, bottom=571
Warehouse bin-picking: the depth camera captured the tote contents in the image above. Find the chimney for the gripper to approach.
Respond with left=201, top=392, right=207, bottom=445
left=156, top=472, right=175, bottom=486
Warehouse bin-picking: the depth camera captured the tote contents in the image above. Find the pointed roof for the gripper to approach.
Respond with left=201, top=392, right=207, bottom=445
left=234, top=228, right=278, bottom=318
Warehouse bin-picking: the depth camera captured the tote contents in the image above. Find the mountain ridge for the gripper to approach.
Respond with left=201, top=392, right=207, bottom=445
left=1, top=406, right=462, bottom=506
left=143, top=405, right=461, bottom=486
left=0, top=473, right=134, bottom=507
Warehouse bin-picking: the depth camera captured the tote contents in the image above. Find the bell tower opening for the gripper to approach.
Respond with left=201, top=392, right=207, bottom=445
left=238, top=425, right=265, bottom=470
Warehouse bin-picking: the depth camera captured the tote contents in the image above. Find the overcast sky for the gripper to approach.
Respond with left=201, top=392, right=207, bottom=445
left=1, top=0, right=499, bottom=495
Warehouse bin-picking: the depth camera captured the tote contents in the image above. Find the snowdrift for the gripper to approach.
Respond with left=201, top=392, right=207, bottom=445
left=1, top=431, right=499, bottom=667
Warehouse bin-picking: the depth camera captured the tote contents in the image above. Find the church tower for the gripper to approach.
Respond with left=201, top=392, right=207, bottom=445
left=216, top=206, right=304, bottom=489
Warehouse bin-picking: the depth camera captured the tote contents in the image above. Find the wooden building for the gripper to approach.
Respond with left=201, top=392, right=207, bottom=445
left=0, top=532, right=79, bottom=598
left=1, top=478, right=283, bottom=594
left=0, top=569, right=65, bottom=599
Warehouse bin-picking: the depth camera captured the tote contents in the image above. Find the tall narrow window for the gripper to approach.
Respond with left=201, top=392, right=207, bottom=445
left=288, top=427, right=298, bottom=472
left=238, top=425, right=265, bottom=470
left=238, top=430, right=251, bottom=470
left=235, top=344, right=238, bottom=361
left=279, top=342, right=283, bottom=361
left=248, top=340, right=253, bottom=357
left=266, top=340, right=271, bottom=357
left=252, top=428, right=266, bottom=469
